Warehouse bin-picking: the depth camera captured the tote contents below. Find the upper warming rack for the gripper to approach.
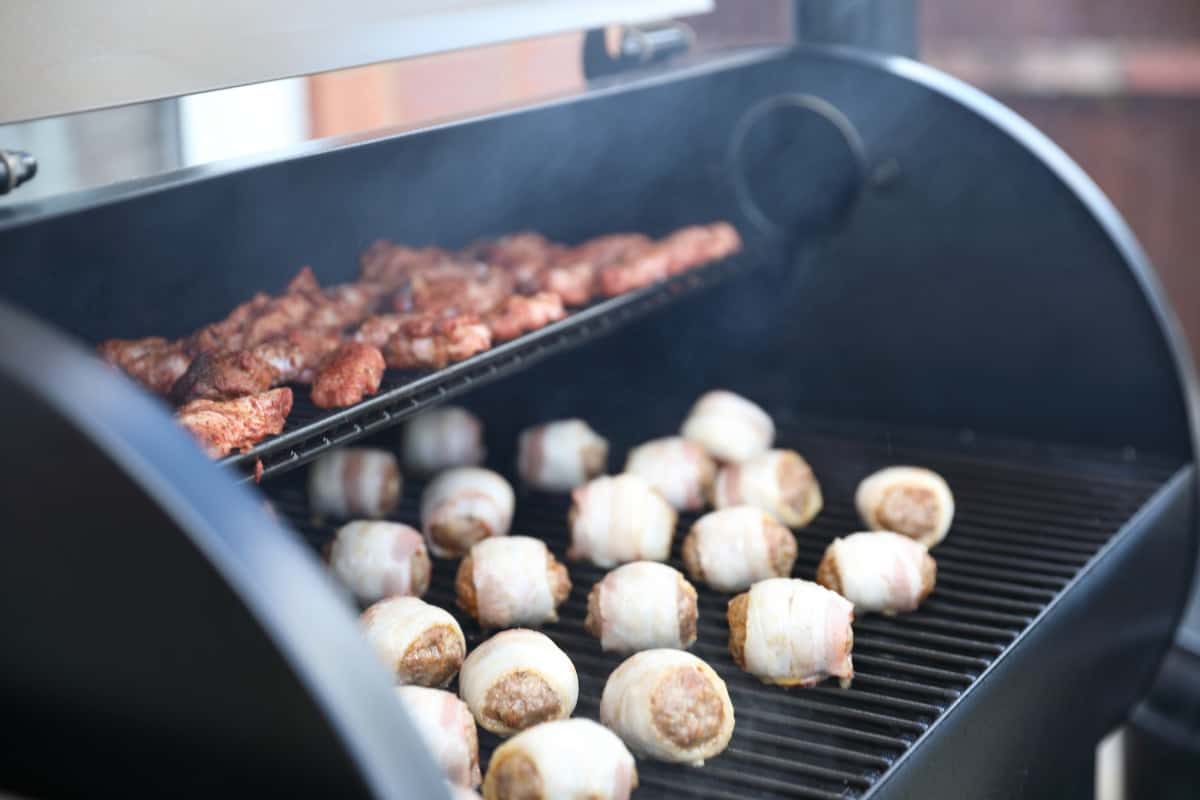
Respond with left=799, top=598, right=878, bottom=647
left=223, top=245, right=757, bottom=480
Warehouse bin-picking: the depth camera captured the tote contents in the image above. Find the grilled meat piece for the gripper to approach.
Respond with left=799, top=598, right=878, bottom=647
left=539, top=260, right=596, bottom=307
left=360, top=242, right=453, bottom=293
left=97, top=336, right=193, bottom=395
left=393, top=260, right=514, bottom=318
left=540, top=233, right=652, bottom=305
left=354, top=313, right=410, bottom=349
left=186, top=292, right=271, bottom=355
left=466, top=232, right=563, bottom=295
left=485, top=291, right=565, bottom=342
left=251, top=328, right=343, bottom=384
left=658, top=221, right=742, bottom=275
left=594, top=238, right=671, bottom=297
left=383, top=314, right=492, bottom=370
left=311, top=341, right=386, bottom=408
left=176, top=386, right=293, bottom=458
left=169, top=350, right=275, bottom=404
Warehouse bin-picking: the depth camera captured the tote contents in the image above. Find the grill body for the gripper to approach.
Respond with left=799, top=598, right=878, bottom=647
left=0, top=46, right=1196, bottom=799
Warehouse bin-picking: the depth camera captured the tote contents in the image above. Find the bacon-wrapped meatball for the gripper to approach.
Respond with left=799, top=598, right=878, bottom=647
left=817, top=531, right=937, bottom=615
left=567, top=474, right=677, bottom=568
left=455, top=537, right=571, bottom=629
left=308, top=447, right=403, bottom=520
left=855, top=466, right=955, bottom=548
left=482, top=718, right=637, bottom=800
left=361, top=596, right=466, bottom=687
left=727, top=578, right=854, bottom=688
left=516, top=419, right=608, bottom=492
left=328, top=521, right=431, bottom=603
left=681, top=506, right=797, bottom=593
left=623, top=436, right=716, bottom=511
left=395, top=686, right=481, bottom=788
left=680, top=390, right=774, bottom=463
left=585, top=562, right=697, bottom=653
left=459, top=629, right=578, bottom=736
left=600, top=649, right=734, bottom=765
left=420, top=467, right=515, bottom=558
left=401, top=406, right=486, bottom=476
left=712, top=449, right=823, bottom=528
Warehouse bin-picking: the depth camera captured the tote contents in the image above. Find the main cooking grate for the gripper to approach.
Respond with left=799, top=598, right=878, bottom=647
left=268, top=421, right=1180, bottom=799
left=222, top=248, right=760, bottom=482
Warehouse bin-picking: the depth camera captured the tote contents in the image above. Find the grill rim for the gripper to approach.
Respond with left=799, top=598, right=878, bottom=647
left=861, top=465, right=1196, bottom=799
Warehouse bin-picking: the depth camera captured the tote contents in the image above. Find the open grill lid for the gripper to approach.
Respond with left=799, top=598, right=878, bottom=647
left=0, top=0, right=712, bottom=124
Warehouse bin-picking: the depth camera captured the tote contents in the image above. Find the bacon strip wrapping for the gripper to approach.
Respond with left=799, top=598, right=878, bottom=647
left=727, top=577, right=854, bottom=688
left=483, top=718, right=637, bottom=800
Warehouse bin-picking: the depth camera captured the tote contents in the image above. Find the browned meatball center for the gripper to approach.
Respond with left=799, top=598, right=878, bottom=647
left=401, top=624, right=465, bottom=686
left=486, top=750, right=543, bottom=800
left=677, top=580, right=699, bottom=647
left=650, top=665, right=726, bottom=749
left=484, top=670, right=562, bottom=731
left=878, top=485, right=937, bottom=538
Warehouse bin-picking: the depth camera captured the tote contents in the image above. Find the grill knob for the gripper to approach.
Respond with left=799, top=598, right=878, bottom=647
left=0, top=149, right=37, bottom=195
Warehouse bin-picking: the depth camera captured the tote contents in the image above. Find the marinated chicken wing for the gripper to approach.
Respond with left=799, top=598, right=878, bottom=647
left=311, top=341, right=385, bottom=408
left=175, top=387, right=293, bottom=458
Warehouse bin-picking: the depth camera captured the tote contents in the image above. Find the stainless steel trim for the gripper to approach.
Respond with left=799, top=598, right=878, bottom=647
left=0, top=0, right=712, bottom=124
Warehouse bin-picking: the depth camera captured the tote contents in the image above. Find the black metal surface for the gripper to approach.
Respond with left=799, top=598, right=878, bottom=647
left=0, top=301, right=449, bottom=800
left=0, top=47, right=1190, bottom=456
left=224, top=247, right=759, bottom=480
left=268, top=420, right=1182, bottom=799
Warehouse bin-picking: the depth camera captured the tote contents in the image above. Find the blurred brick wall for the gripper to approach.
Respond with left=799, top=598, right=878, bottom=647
left=922, top=0, right=1200, bottom=358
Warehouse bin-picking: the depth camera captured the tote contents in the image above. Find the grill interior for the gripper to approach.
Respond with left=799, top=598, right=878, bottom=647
left=266, top=418, right=1179, bottom=799
left=223, top=248, right=760, bottom=482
